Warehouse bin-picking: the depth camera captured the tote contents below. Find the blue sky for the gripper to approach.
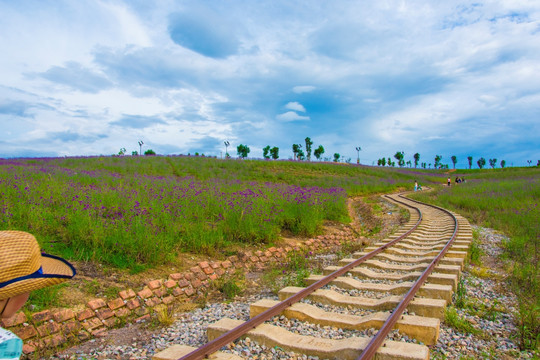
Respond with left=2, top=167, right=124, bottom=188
left=0, top=1, right=539, bottom=168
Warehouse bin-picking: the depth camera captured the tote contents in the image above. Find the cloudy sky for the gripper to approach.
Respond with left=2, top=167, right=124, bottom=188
left=1, top=1, right=539, bottom=167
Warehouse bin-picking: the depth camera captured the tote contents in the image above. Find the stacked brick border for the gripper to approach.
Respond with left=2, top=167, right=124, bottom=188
left=2, top=228, right=359, bottom=355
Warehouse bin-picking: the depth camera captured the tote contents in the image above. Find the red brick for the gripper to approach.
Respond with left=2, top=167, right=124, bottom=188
left=115, top=307, right=130, bottom=318
left=62, top=320, right=82, bottom=335
left=147, top=279, right=162, bottom=290
left=198, top=261, right=209, bottom=269
left=31, top=310, right=52, bottom=323
left=126, top=298, right=141, bottom=310
left=210, top=262, right=220, bottom=269
left=197, top=272, right=208, bottom=281
left=191, top=279, right=202, bottom=288
left=145, top=297, right=161, bottom=307
left=164, top=280, right=177, bottom=288
left=135, top=314, right=150, bottom=323
left=209, top=274, right=218, bottom=281
left=37, top=321, right=61, bottom=337
left=259, top=256, right=268, bottom=263
left=215, top=268, right=225, bottom=276
left=77, top=330, right=91, bottom=341
left=135, top=307, right=149, bottom=316
left=22, top=344, right=36, bottom=354
left=77, top=308, right=95, bottom=321
left=250, top=256, right=259, bottom=263
left=137, top=288, right=153, bottom=299
left=172, top=287, right=184, bottom=297
left=184, top=287, right=195, bottom=297
left=13, top=325, right=38, bottom=340
left=96, top=308, right=115, bottom=320
left=184, top=272, right=194, bottom=281
left=169, top=273, right=183, bottom=281
left=108, top=297, right=125, bottom=310
left=202, top=266, right=214, bottom=275
left=190, top=266, right=202, bottom=274
left=264, top=250, right=272, bottom=258
left=162, top=295, right=175, bottom=304
left=119, top=289, right=136, bottom=300
left=153, top=288, right=167, bottom=297
left=82, top=317, right=103, bottom=331
left=221, top=260, right=232, bottom=269
left=178, top=279, right=189, bottom=288
left=91, top=328, right=108, bottom=337
left=268, top=247, right=277, bottom=252
left=255, top=263, right=265, bottom=270
left=87, top=298, right=106, bottom=310
left=228, top=255, right=238, bottom=263
left=53, top=309, right=75, bottom=323
left=42, top=334, right=64, bottom=348
left=255, top=250, right=264, bottom=257
left=102, top=317, right=118, bottom=328
left=0, top=312, right=27, bottom=327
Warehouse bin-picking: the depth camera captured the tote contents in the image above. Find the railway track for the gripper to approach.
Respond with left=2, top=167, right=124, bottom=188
left=154, top=192, right=472, bottom=360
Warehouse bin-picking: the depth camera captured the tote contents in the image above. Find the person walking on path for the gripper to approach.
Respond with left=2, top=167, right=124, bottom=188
left=447, top=176, right=451, bottom=186
left=1, top=231, right=76, bottom=359
left=414, top=180, right=418, bottom=191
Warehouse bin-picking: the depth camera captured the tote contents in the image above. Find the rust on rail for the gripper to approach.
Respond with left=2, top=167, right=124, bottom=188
left=177, top=194, right=423, bottom=360
left=357, top=193, right=459, bottom=360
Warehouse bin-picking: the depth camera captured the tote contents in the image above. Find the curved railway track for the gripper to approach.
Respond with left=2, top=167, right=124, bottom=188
left=154, top=192, right=472, bottom=360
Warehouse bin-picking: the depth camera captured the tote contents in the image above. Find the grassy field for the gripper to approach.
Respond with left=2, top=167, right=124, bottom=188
left=0, top=156, right=436, bottom=270
left=410, top=167, right=540, bottom=350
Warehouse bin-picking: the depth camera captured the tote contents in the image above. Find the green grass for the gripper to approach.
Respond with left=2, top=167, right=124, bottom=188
left=410, top=166, right=540, bottom=350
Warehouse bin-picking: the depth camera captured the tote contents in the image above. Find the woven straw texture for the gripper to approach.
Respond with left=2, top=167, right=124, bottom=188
left=0, top=231, right=75, bottom=301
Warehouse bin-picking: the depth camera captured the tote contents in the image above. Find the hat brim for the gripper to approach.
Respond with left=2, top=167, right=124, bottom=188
left=0, top=253, right=76, bottom=301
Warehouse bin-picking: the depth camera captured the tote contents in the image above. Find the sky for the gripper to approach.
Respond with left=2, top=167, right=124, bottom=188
left=0, top=1, right=539, bottom=168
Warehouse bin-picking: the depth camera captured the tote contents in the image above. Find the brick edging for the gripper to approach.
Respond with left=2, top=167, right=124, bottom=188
left=2, top=228, right=360, bottom=355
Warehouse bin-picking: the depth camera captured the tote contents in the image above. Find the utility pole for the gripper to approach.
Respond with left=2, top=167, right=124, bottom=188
left=355, top=146, right=362, bottom=165
left=224, top=141, right=230, bottom=159
left=138, top=140, right=144, bottom=156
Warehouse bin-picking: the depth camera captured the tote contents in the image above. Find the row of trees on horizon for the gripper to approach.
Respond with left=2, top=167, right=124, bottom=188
left=117, top=140, right=539, bottom=169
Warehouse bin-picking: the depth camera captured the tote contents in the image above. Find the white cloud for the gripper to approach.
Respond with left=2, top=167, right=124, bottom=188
left=276, top=111, right=310, bottom=122
left=285, top=101, right=306, bottom=112
left=293, top=85, right=316, bottom=94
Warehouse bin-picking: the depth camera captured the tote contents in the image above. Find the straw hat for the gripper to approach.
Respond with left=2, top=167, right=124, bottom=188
left=0, top=231, right=76, bottom=301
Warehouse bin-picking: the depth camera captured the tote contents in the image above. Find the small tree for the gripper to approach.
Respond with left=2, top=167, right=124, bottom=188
left=262, top=145, right=271, bottom=159
left=413, top=153, right=420, bottom=168
left=270, top=146, right=279, bottom=160
left=477, top=157, right=486, bottom=169
left=305, top=137, right=313, bottom=161
left=237, top=144, right=250, bottom=159
left=144, top=149, right=156, bottom=156
left=489, top=158, right=497, bottom=169
left=394, top=151, right=405, bottom=167
left=297, top=149, right=305, bottom=161
left=434, top=155, right=442, bottom=169
left=381, top=158, right=387, bottom=166
left=333, top=153, right=340, bottom=162
left=118, top=148, right=126, bottom=156
left=451, top=155, right=457, bottom=169
left=467, top=156, right=473, bottom=169
left=313, top=145, right=325, bottom=161
left=292, top=144, right=302, bottom=161
left=387, top=157, right=392, bottom=167
left=131, top=151, right=138, bottom=156
left=527, top=160, right=532, bottom=166
left=406, top=160, right=412, bottom=167
left=501, top=160, right=506, bottom=168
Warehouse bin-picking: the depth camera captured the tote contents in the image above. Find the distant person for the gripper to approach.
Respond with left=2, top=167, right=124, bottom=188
left=447, top=177, right=451, bottom=186
left=1, top=231, right=76, bottom=359
left=455, top=177, right=460, bottom=184
left=414, top=180, right=418, bottom=191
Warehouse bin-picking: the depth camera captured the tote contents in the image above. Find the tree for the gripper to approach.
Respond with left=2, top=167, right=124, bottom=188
left=501, top=160, right=506, bottom=168
left=381, top=157, right=387, bottom=166
left=262, top=145, right=271, bottom=159
left=477, top=157, right=486, bottom=169
left=467, top=156, right=473, bottom=169
left=489, top=158, right=497, bottom=169
left=144, top=149, right=156, bottom=156
left=270, top=147, right=279, bottom=160
left=305, top=137, right=313, bottom=161
left=237, top=144, right=250, bottom=159
left=394, top=151, right=405, bottom=167
left=527, top=160, right=532, bottom=166
left=434, top=155, right=442, bottom=169
left=292, top=144, right=302, bottom=161
left=131, top=151, right=138, bottom=156
left=406, top=160, right=412, bottom=167
left=451, top=156, right=457, bottom=169
left=118, top=148, right=126, bottom=156
left=313, top=145, right=325, bottom=161
left=333, top=153, right=340, bottom=162
left=413, top=153, right=420, bottom=168
left=297, top=149, right=305, bottom=161
left=387, top=157, right=392, bottom=167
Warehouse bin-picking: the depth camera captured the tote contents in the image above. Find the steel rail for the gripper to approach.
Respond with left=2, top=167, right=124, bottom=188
left=177, top=196, right=423, bottom=360
left=357, top=193, right=459, bottom=360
